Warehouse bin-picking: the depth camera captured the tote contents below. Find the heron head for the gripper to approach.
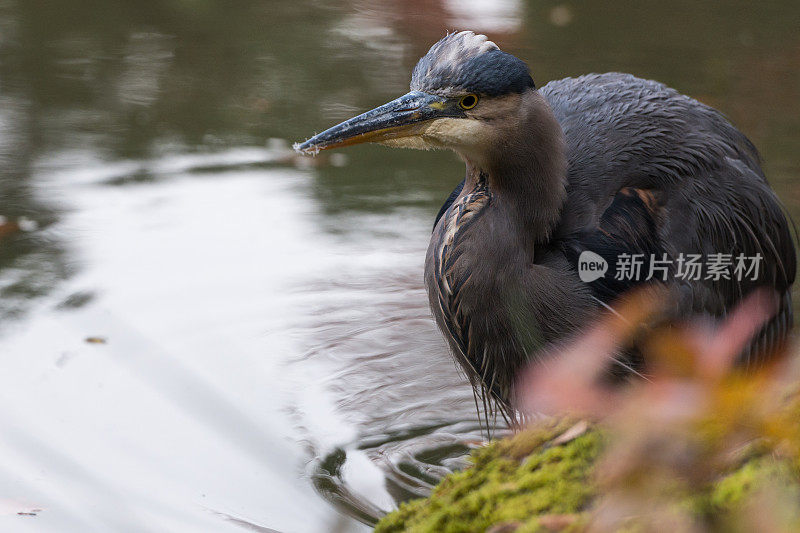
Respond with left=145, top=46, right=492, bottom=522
left=295, top=31, right=536, bottom=162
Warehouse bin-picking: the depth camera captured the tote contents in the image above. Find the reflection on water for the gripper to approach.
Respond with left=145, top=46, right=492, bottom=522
left=0, top=0, right=798, bottom=531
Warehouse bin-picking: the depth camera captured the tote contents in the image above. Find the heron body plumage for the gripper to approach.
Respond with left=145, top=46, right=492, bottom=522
left=297, top=31, right=796, bottom=423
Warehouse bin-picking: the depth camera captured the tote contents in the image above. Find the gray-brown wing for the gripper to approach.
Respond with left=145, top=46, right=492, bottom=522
left=543, top=73, right=795, bottom=360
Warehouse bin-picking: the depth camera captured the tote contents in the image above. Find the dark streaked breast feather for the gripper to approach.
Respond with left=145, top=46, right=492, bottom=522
left=434, top=179, right=465, bottom=230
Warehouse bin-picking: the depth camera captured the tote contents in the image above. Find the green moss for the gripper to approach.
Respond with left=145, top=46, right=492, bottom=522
left=711, top=458, right=769, bottom=509
left=375, top=420, right=800, bottom=532
left=374, top=421, right=600, bottom=533
left=710, top=455, right=799, bottom=510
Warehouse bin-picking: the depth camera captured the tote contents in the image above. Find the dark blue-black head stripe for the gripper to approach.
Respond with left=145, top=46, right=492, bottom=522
left=410, top=31, right=535, bottom=97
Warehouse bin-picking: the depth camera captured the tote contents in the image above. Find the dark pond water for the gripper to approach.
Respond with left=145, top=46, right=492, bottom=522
left=0, top=1, right=798, bottom=531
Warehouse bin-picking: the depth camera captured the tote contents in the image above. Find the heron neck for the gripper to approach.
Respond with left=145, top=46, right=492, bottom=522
left=465, top=90, right=567, bottom=251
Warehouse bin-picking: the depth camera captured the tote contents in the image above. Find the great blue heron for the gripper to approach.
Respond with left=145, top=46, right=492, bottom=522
left=297, top=31, right=796, bottom=421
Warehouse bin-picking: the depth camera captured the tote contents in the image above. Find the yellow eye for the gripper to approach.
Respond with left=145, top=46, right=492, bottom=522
left=459, top=94, right=478, bottom=110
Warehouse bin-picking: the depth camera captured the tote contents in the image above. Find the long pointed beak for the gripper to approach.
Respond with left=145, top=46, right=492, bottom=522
left=294, top=91, right=454, bottom=154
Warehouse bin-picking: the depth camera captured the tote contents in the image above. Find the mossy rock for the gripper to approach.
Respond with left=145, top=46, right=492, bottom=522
left=375, top=420, right=598, bottom=533
left=374, top=419, right=800, bottom=532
